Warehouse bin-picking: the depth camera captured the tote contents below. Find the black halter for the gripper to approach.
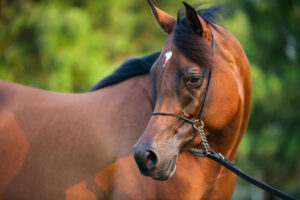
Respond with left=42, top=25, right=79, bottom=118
left=150, top=30, right=296, bottom=200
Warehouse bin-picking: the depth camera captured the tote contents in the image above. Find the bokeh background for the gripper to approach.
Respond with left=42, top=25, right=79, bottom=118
left=0, top=0, right=299, bottom=199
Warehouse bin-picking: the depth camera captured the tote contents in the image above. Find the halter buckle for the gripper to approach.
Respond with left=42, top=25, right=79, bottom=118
left=193, top=120, right=204, bottom=129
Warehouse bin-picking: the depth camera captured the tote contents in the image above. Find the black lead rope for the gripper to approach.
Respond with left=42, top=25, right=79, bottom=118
left=203, top=150, right=296, bottom=200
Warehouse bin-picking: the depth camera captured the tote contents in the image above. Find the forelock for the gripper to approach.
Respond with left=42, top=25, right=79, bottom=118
left=173, top=18, right=213, bottom=69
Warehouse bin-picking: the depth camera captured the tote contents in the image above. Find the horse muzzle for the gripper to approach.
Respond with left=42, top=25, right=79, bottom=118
left=133, top=143, right=178, bottom=180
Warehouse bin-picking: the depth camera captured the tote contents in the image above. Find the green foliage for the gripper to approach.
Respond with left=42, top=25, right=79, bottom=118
left=0, top=3, right=116, bottom=92
left=229, top=0, right=300, bottom=198
left=0, top=0, right=299, bottom=199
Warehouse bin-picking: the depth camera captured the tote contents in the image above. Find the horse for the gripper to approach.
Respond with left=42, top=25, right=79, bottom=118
left=133, top=1, right=252, bottom=199
left=0, top=1, right=252, bottom=200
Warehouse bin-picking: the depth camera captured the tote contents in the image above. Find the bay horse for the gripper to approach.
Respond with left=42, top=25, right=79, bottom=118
left=133, top=1, right=252, bottom=199
left=0, top=2, right=252, bottom=200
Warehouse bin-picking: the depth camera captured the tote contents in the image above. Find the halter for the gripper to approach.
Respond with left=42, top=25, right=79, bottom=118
left=152, top=27, right=214, bottom=156
left=150, top=29, right=296, bottom=200
left=152, top=70, right=212, bottom=156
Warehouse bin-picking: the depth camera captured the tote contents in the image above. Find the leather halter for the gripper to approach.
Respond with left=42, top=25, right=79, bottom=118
left=149, top=29, right=296, bottom=200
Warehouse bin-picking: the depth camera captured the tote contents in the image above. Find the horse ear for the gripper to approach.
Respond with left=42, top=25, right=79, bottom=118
left=147, top=0, right=176, bottom=34
left=183, top=2, right=211, bottom=40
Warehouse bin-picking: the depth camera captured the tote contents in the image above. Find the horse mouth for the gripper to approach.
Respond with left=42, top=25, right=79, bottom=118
left=152, top=155, right=178, bottom=181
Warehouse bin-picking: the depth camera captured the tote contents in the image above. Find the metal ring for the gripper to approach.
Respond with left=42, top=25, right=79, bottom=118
left=193, top=120, right=204, bottom=129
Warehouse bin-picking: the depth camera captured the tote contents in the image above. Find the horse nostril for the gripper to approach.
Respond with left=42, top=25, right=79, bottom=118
left=145, top=149, right=159, bottom=171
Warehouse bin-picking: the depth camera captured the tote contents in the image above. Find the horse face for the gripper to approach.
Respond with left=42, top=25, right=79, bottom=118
left=134, top=45, right=211, bottom=180
left=134, top=1, right=213, bottom=180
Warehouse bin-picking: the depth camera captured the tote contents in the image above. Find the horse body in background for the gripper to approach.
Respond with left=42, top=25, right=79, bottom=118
left=0, top=2, right=252, bottom=200
left=0, top=54, right=161, bottom=200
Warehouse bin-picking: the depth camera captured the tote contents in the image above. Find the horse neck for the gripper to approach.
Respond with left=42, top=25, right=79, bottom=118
left=209, top=25, right=252, bottom=160
left=196, top=98, right=251, bottom=199
left=192, top=26, right=252, bottom=199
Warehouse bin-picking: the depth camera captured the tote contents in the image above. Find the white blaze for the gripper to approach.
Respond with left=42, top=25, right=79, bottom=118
left=150, top=51, right=173, bottom=71
left=163, top=51, right=173, bottom=68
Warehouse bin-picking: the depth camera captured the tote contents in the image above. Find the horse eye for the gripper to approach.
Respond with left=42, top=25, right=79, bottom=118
left=183, top=73, right=203, bottom=87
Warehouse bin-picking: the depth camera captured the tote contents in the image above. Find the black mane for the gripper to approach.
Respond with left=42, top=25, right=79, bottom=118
left=90, top=52, right=160, bottom=91
left=174, top=19, right=213, bottom=68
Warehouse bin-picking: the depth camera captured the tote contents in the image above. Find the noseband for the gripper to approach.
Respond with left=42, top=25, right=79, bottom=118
left=150, top=30, right=296, bottom=199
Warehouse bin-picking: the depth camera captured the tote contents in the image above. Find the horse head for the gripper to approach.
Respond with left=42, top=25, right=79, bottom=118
left=134, top=1, right=251, bottom=181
